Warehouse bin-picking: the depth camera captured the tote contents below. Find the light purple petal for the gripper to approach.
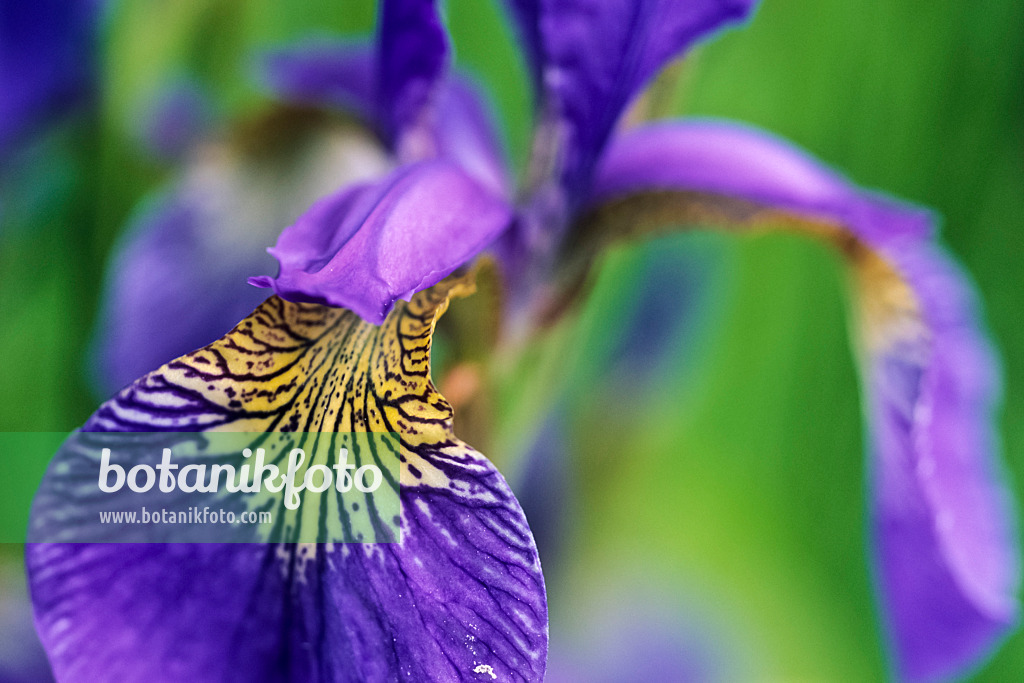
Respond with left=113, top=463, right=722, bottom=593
left=504, top=0, right=755, bottom=202
left=423, top=76, right=511, bottom=199
left=591, top=121, right=1020, bottom=681
left=92, top=111, right=390, bottom=395
left=30, top=281, right=548, bottom=681
left=250, top=160, right=513, bottom=324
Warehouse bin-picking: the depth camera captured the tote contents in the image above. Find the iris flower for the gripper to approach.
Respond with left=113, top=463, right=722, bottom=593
left=28, top=1, right=1018, bottom=682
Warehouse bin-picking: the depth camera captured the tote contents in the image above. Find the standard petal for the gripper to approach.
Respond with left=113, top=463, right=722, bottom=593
left=91, top=108, right=390, bottom=395
left=261, top=45, right=507, bottom=195
left=261, top=0, right=448, bottom=150
left=250, top=160, right=513, bottom=325
left=376, top=0, right=448, bottom=145
left=422, top=76, right=511, bottom=199
left=29, top=274, right=548, bottom=682
left=587, top=121, right=1020, bottom=681
left=503, top=0, right=755, bottom=201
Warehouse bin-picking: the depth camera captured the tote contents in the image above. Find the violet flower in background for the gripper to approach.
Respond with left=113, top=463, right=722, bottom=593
left=545, top=580, right=748, bottom=683
left=0, top=0, right=99, bottom=155
left=91, top=105, right=391, bottom=394
left=138, top=79, right=215, bottom=162
left=0, top=0, right=102, bottom=232
left=26, top=0, right=1020, bottom=682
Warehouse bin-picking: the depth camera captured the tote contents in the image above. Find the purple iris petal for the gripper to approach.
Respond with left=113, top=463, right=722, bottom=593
left=93, top=114, right=390, bottom=394
left=250, top=160, right=513, bottom=324
left=30, top=278, right=547, bottom=681
left=424, top=76, right=511, bottom=199
left=504, top=0, right=756, bottom=203
left=591, top=121, right=1020, bottom=680
left=30, top=491, right=544, bottom=681
left=0, top=0, right=100, bottom=154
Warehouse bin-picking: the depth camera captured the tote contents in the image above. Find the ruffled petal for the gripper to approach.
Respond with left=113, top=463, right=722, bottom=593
left=249, top=160, right=513, bottom=325
left=92, top=108, right=390, bottom=395
left=503, top=0, right=756, bottom=202
left=29, top=275, right=548, bottom=682
left=587, top=121, right=1020, bottom=681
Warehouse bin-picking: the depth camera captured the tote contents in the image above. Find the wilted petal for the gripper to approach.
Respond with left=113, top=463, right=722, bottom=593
left=503, top=0, right=755, bottom=201
left=250, top=160, right=513, bottom=325
left=588, top=121, right=1020, bottom=681
left=92, top=108, right=390, bottom=395
left=29, top=275, right=548, bottom=682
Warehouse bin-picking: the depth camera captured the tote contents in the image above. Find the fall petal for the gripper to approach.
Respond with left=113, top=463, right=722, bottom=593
left=29, top=276, right=548, bottom=682
left=588, top=121, right=1020, bottom=681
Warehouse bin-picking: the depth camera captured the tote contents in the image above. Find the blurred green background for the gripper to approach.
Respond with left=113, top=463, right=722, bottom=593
left=1, top=0, right=1022, bottom=680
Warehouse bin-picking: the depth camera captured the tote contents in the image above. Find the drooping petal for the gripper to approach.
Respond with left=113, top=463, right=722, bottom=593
left=503, top=0, right=756, bottom=203
left=28, top=274, right=548, bottom=682
left=586, top=121, right=1020, bottom=681
left=92, top=108, right=390, bottom=395
left=422, top=76, right=511, bottom=199
left=249, top=160, right=513, bottom=325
